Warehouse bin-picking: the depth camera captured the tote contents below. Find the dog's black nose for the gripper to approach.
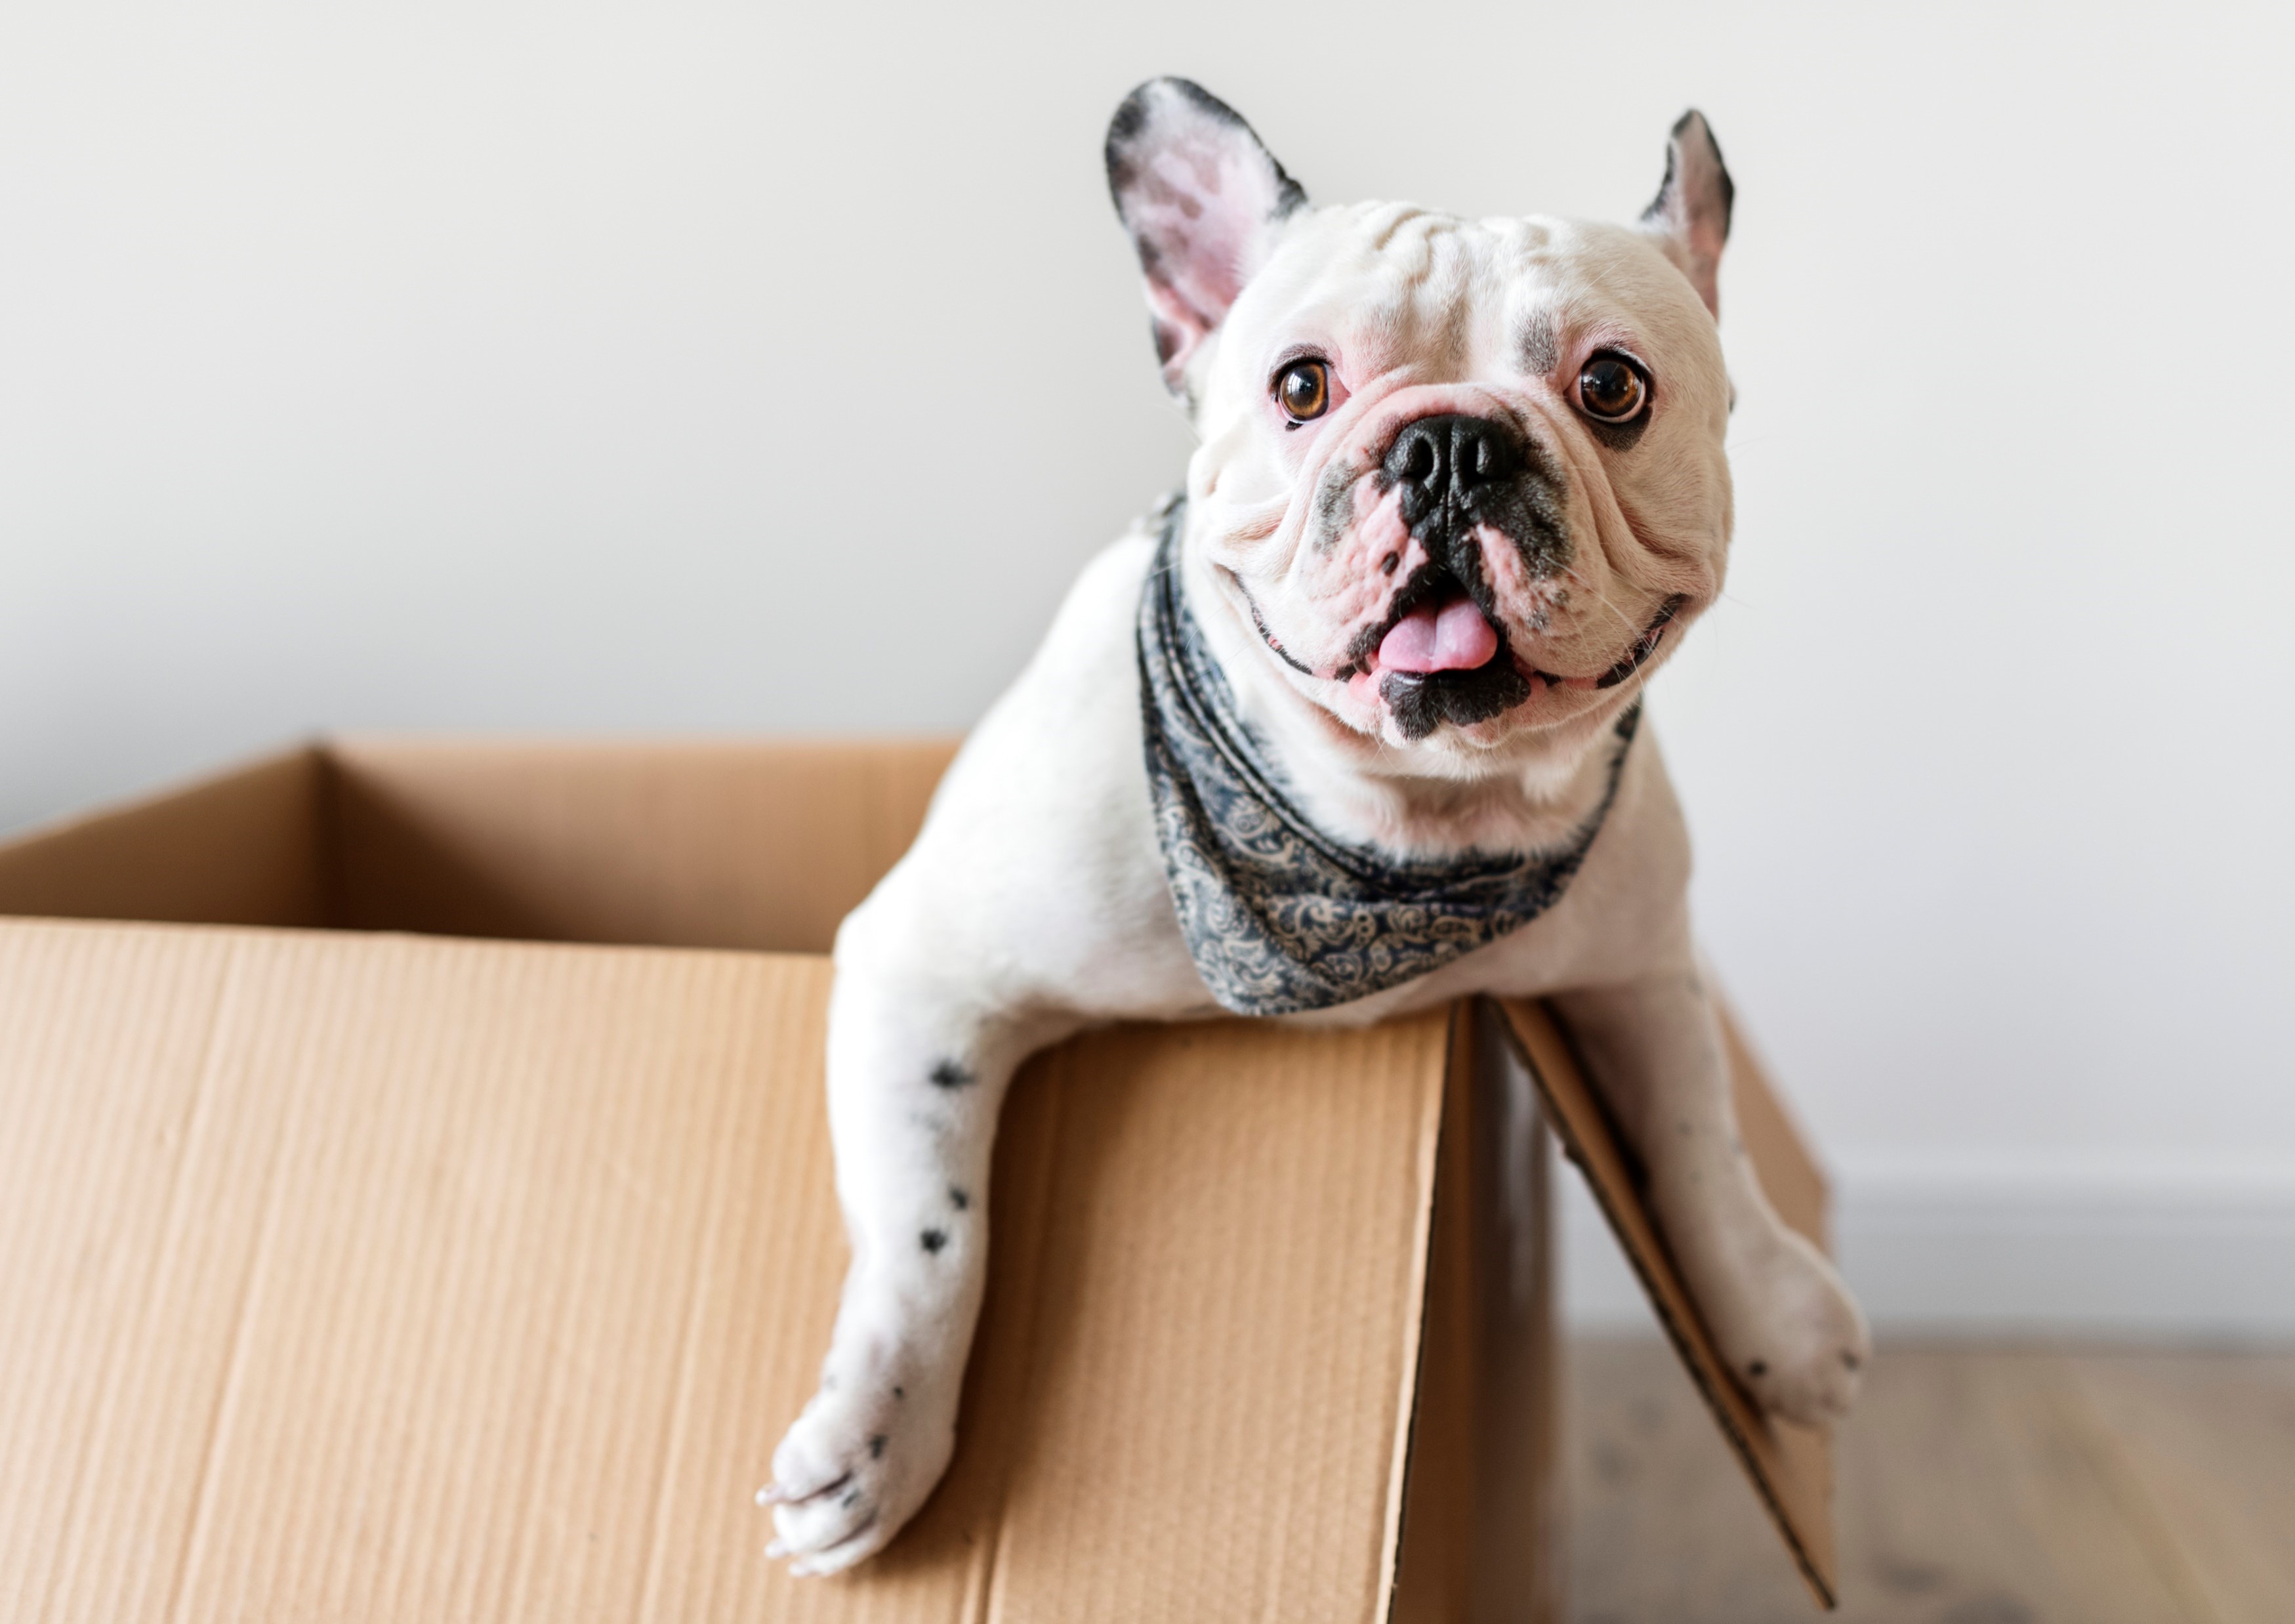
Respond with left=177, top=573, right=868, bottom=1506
left=1380, top=411, right=1566, bottom=581
left=1384, top=413, right=1525, bottom=517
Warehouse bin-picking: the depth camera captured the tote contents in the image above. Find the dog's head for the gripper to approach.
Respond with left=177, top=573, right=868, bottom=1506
left=1109, top=79, right=1734, bottom=771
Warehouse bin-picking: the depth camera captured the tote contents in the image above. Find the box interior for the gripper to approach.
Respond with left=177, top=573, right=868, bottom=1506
left=0, top=737, right=962, bottom=953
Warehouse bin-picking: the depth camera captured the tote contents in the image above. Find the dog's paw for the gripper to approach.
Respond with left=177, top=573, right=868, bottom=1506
left=760, top=1378, right=955, bottom=1576
left=1715, top=1227, right=1871, bottom=1426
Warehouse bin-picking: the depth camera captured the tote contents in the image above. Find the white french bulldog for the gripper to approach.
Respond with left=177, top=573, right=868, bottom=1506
left=762, top=77, right=1868, bottom=1575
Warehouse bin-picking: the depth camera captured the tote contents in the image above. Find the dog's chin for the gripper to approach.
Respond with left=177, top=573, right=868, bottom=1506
left=1377, top=658, right=1532, bottom=743
left=1348, top=678, right=1640, bottom=788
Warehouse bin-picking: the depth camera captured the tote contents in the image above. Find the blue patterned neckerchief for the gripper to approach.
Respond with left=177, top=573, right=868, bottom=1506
left=1136, top=499, right=1640, bottom=1016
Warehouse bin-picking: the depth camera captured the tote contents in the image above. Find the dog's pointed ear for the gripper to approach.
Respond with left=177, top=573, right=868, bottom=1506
left=1106, top=78, right=1308, bottom=394
left=1639, top=110, right=1733, bottom=320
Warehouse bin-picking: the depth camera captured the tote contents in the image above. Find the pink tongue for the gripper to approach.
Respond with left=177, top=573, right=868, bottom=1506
left=1378, top=597, right=1499, bottom=673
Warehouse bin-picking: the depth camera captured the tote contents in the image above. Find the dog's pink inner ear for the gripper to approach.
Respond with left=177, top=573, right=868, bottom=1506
left=1107, top=78, right=1307, bottom=392
left=1640, top=110, right=1734, bottom=320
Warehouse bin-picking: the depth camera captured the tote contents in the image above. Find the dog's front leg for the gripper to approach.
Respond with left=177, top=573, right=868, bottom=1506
left=762, top=916, right=1061, bottom=1575
left=1550, top=967, right=1870, bottom=1423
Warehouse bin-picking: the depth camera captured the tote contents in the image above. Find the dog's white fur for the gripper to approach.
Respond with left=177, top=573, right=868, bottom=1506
left=764, top=82, right=1868, bottom=1575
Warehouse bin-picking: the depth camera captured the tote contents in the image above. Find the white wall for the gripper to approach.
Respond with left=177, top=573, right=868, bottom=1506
left=6, top=3, right=2292, bottom=1333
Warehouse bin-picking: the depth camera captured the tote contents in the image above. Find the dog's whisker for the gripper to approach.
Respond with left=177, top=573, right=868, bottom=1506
left=1555, top=561, right=1647, bottom=639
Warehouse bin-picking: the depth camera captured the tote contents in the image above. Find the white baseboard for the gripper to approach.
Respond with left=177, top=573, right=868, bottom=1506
left=1559, top=1158, right=2295, bottom=1342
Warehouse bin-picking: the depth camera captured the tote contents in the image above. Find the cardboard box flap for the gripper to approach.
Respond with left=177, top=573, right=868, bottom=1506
left=0, top=917, right=1462, bottom=1623
left=1499, top=999, right=1839, bottom=1609
left=1719, top=1000, right=1830, bottom=1251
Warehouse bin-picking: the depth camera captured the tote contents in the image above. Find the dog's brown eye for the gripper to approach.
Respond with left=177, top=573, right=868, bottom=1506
left=1275, top=359, right=1331, bottom=422
left=1577, top=354, right=1649, bottom=423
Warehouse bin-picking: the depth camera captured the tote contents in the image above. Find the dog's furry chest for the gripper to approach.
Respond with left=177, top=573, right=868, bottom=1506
left=881, top=531, right=1698, bottom=1032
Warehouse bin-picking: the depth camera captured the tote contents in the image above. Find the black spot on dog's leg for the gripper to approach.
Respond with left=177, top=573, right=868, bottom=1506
left=1842, top=1351, right=1861, bottom=1371
left=1747, top=1360, right=1768, bottom=1378
left=869, top=1434, right=887, bottom=1459
left=892, top=1385, right=905, bottom=1400
left=948, top=1186, right=969, bottom=1211
left=920, top=1228, right=947, bottom=1255
left=929, top=1059, right=974, bottom=1091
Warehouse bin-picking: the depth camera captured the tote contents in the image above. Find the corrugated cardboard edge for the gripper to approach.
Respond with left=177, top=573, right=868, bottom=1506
left=1376, top=1002, right=1462, bottom=1622
left=1496, top=997, right=1839, bottom=1611
left=1387, top=1001, right=1565, bottom=1624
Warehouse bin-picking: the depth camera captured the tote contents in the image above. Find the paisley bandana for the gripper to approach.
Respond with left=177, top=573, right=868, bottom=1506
left=1136, top=501, right=1640, bottom=1016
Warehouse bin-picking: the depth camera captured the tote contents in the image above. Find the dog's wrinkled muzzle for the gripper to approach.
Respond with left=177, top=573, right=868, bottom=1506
left=1381, top=411, right=1569, bottom=585
left=1357, top=411, right=1570, bottom=739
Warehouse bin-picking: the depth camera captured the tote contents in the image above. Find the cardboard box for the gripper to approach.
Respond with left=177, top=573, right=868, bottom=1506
left=0, top=739, right=1836, bottom=1620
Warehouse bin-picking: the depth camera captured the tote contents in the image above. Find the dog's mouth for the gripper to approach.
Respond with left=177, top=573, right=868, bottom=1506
left=1234, top=565, right=1684, bottom=741
left=1586, top=596, right=1682, bottom=690
left=1331, top=565, right=1529, bottom=740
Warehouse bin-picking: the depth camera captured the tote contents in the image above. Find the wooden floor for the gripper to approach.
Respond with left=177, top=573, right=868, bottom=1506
left=1567, top=1337, right=2295, bottom=1624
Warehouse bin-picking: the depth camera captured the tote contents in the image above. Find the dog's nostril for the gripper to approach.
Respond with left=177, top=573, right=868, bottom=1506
left=1403, top=438, right=1437, bottom=483
left=1455, top=422, right=1516, bottom=488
